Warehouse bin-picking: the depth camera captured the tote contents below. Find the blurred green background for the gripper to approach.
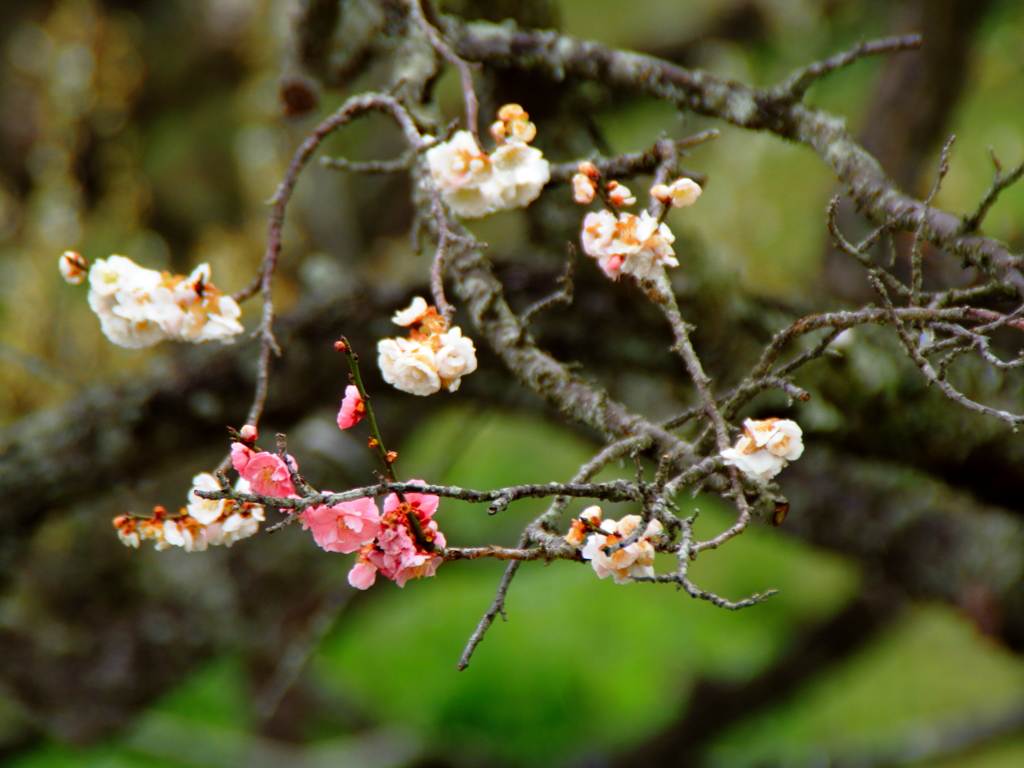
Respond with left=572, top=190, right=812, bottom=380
left=1, top=0, right=1024, bottom=766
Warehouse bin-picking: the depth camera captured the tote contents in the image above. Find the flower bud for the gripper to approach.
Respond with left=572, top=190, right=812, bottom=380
left=572, top=173, right=596, bottom=204
left=607, top=181, right=636, bottom=207
left=497, top=104, right=527, bottom=122
left=59, top=251, right=88, bottom=284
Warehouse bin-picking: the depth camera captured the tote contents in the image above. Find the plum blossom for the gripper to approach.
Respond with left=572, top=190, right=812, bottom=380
left=378, top=336, right=442, bottom=396
left=59, top=251, right=88, bottom=284
left=301, top=495, right=381, bottom=553
left=348, top=481, right=445, bottom=589
left=572, top=173, right=596, bottom=204
left=490, top=103, right=537, bottom=144
left=581, top=209, right=677, bottom=280
left=114, top=472, right=265, bottom=551
left=187, top=472, right=228, bottom=524
left=425, top=104, right=549, bottom=219
left=650, top=177, right=702, bottom=208
left=163, top=516, right=209, bottom=552
left=392, top=296, right=430, bottom=326
left=378, top=300, right=477, bottom=396
left=579, top=511, right=663, bottom=585
left=564, top=505, right=603, bottom=546
left=434, top=326, right=477, bottom=392
left=231, top=445, right=298, bottom=497
left=113, top=514, right=147, bottom=548
left=79, top=256, right=243, bottom=348
left=184, top=473, right=265, bottom=546
left=204, top=478, right=265, bottom=547
left=720, top=418, right=804, bottom=483
left=606, top=181, right=636, bottom=207
left=337, top=385, right=366, bottom=429
left=113, top=508, right=174, bottom=549
left=426, top=130, right=498, bottom=219
left=488, top=141, right=550, bottom=212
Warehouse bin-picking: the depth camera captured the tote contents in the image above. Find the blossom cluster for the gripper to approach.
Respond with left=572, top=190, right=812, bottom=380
left=720, top=418, right=804, bottom=483
left=575, top=167, right=702, bottom=281
left=300, top=482, right=445, bottom=589
left=566, top=506, right=663, bottom=584
left=66, top=253, right=244, bottom=348
left=112, top=473, right=265, bottom=551
left=378, top=297, right=477, bottom=396
left=581, top=209, right=679, bottom=280
left=426, top=104, right=550, bottom=219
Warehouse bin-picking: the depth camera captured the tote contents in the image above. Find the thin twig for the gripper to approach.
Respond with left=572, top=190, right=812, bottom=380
left=406, top=0, right=478, bottom=139
left=548, top=132, right=717, bottom=184
left=770, top=34, right=922, bottom=102
left=911, top=137, right=956, bottom=307
left=456, top=535, right=526, bottom=671
left=520, top=244, right=576, bottom=327
left=320, top=154, right=413, bottom=173
left=960, top=151, right=1024, bottom=234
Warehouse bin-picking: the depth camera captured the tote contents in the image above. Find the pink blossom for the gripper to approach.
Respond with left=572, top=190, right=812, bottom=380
left=348, top=556, right=378, bottom=589
left=239, top=451, right=297, bottom=497
left=346, top=480, right=446, bottom=589
left=336, top=385, right=366, bottom=429
left=382, top=480, right=439, bottom=522
left=301, top=495, right=381, bottom=553
left=230, top=442, right=253, bottom=475
left=366, top=524, right=446, bottom=588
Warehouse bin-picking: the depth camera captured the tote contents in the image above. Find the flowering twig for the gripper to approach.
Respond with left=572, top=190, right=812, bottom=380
left=548, top=131, right=717, bottom=185
left=447, top=21, right=1024, bottom=295
left=336, top=336, right=398, bottom=480
left=458, top=434, right=652, bottom=671
left=229, top=93, right=425, bottom=437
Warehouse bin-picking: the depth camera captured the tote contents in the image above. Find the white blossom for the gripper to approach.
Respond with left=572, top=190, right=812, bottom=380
left=425, top=131, right=498, bottom=219
left=581, top=514, right=663, bottom=585
left=378, top=337, right=441, bottom=396
left=216, top=506, right=264, bottom=546
left=721, top=418, right=804, bottom=483
left=187, top=472, right=226, bottom=525
left=651, top=177, right=702, bottom=208
left=393, top=296, right=430, bottom=326
left=162, top=518, right=209, bottom=552
left=606, top=181, right=636, bottom=207
left=181, top=296, right=244, bottom=343
left=488, top=141, right=550, bottom=211
left=81, top=256, right=244, bottom=348
left=59, top=251, right=88, bottom=284
left=435, top=326, right=478, bottom=392
left=117, top=528, right=141, bottom=549
left=425, top=108, right=550, bottom=219
left=572, top=173, right=596, bottom=204
left=378, top=302, right=478, bottom=396
left=88, top=288, right=167, bottom=349
left=581, top=210, right=677, bottom=280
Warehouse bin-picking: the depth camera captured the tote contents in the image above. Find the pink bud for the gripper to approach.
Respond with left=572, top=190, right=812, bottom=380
left=337, top=385, right=366, bottom=429
left=239, top=424, right=258, bottom=442
left=578, top=161, right=600, bottom=180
